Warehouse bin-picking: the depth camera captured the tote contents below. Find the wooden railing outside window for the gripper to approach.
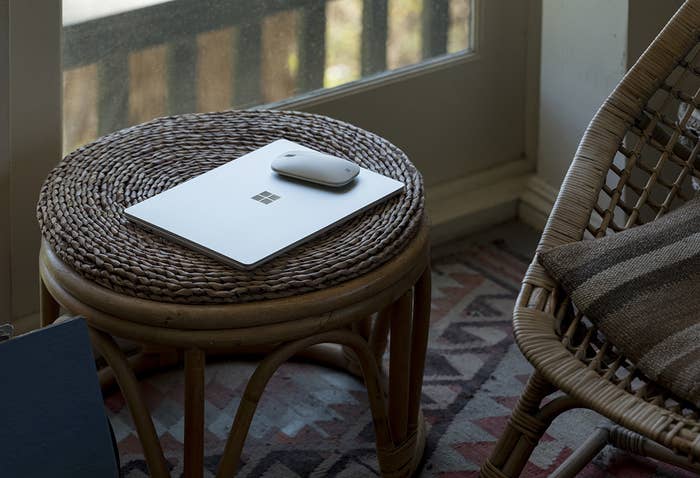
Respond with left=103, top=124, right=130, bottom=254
left=62, top=0, right=472, bottom=153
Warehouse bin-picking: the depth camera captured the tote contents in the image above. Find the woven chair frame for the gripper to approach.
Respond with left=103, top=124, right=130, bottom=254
left=482, top=1, right=700, bottom=476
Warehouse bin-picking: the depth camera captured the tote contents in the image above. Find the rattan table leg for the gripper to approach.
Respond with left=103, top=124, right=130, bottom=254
left=39, top=275, right=60, bottom=327
left=370, top=306, right=392, bottom=366
left=98, top=347, right=183, bottom=392
left=389, top=290, right=413, bottom=443
left=354, top=316, right=373, bottom=340
left=89, top=327, right=170, bottom=478
left=375, top=266, right=431, bottom=477
left=184, top=348, right=206, bottom=478
left=407, top=266, right=431, bottom=434
left=343, top=316, right=375, bottom=375
left=216, top=329, right=394, bottom=478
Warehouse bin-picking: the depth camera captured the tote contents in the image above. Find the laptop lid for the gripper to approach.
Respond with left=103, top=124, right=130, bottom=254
left=124, top=139, right=404, bottom=269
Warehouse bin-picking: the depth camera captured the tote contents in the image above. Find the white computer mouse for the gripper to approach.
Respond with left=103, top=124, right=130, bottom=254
left=271, top=150, right=361, bottom=187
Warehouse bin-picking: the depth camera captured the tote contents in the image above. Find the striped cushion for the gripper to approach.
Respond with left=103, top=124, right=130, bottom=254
left=539, top=196, right=700, bottom=405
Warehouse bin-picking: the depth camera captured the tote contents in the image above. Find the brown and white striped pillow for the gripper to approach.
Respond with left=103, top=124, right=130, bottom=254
left=539, top=196, right=700, bottom=405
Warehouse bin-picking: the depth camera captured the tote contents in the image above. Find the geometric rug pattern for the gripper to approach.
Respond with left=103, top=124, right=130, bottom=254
left=106, top=230, right=694, bottom=477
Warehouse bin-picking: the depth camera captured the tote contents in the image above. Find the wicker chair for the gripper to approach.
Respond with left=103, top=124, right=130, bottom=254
left=481, top=2, right=700, bottom=477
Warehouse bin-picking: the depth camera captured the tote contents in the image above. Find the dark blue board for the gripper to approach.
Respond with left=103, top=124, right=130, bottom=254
left=0, top=318, right=119, bottom=477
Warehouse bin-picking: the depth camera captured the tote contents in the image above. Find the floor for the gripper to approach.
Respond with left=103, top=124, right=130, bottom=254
left=106, top=221, right=694, bottom=477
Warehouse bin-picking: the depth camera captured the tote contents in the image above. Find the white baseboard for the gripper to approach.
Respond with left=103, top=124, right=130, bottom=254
left=426, top=159, right=533, bottom=244
left=518, top=175, right=559, bottom=231
left=427, top=167, right=559, bottom=242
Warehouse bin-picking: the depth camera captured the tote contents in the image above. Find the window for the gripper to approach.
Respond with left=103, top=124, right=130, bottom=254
left=63, top=0, right=474, bottom=153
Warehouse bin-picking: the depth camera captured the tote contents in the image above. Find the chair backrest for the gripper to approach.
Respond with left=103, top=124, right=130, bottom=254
left=512, top=2, right=700, bottom=455
left=540, top=0, right=700, bottom=254
left=0, top=318, right=119, bottom=478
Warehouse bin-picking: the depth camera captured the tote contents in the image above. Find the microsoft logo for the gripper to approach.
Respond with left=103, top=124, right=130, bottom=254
left=251, top=190, right=280, bottom=204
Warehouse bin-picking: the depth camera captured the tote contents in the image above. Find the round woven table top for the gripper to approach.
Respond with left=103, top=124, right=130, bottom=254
left=37, top=110, right=424, bottom=305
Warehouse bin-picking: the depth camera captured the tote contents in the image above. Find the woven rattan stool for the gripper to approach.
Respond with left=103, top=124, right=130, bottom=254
left=37, top=110, right=430, bottom=478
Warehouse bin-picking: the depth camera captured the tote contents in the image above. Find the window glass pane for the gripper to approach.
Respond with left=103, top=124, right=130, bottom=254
left=129, top=45, right=168, bottom=125
left=388, top=0, right=422, bottom=70
left=62, top=0, right=474, bottom=153
left=325, top=0, right=362, bottom=88
left=448, top=0, right=472, bottom=54
left=262, top=10, right=300, bottom=104
left=196, top=28, right=234, bottom=113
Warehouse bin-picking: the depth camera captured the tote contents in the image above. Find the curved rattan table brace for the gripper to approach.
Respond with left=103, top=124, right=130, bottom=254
left=40, top=220, right=431, bottom=478
left=481, top=1, right=700, bottom=477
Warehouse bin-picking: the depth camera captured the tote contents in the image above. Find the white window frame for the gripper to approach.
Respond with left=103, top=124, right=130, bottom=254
left=1, top=0, right=540, bottom=325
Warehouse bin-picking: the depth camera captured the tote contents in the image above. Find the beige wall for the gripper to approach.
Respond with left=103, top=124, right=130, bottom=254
left=538, top=0, right=629, bottom=189
left=537, top=0, right=684, bottom=191
left=627, top=0, right=684, bottom=68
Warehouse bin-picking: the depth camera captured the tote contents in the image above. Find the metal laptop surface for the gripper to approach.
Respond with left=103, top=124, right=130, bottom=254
left=124, top=139, right=405, bottom=269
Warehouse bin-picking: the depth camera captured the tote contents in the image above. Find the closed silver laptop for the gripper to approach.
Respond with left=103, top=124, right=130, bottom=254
left=124, top=139, right=404, bottom=269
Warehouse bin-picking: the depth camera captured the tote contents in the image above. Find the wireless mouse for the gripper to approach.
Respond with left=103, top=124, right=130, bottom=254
left=271, top=150, right=361, bottom=187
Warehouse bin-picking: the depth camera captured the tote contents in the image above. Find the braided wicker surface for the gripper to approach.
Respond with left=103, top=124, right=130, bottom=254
left=37, top=110, right=423, bottom=305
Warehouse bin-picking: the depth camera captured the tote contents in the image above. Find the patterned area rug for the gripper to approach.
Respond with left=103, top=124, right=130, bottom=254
left=106, top=228, right=694, bottom=477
